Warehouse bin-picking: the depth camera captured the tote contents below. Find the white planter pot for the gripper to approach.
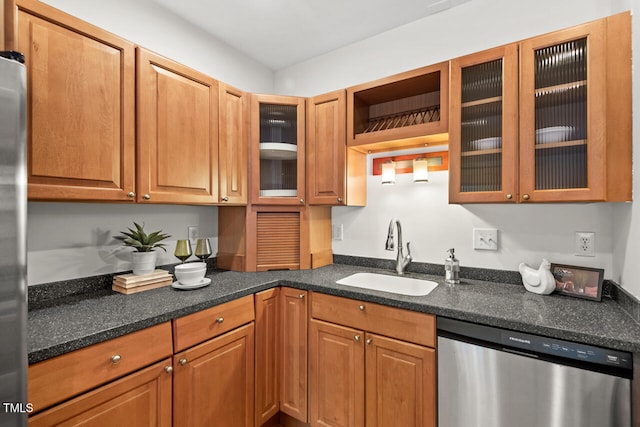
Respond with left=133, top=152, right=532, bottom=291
left=131, top=251, right=157, bottom=276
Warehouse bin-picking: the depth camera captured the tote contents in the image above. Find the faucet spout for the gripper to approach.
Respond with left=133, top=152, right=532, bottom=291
left=385, top=218, right=412, bottom=275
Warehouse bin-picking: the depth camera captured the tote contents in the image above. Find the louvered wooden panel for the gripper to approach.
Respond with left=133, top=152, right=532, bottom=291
left=256, top=212, right=301, bottom=271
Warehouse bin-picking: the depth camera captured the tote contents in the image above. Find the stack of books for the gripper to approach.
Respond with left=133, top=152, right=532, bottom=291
left=112, top=269, right=173, bottom=294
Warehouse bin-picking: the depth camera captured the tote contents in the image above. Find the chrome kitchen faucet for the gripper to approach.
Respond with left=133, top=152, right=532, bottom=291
left=385, top=218, right=412, bottom=275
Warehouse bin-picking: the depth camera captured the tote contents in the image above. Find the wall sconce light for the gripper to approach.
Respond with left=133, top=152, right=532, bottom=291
left=412, top=157, right=429, bottom=183
left=381, top=160, right=396, bottom=185
left=372, top=150, right=448, bottom=185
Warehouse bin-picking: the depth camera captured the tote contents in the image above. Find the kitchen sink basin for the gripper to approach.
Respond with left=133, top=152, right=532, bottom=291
left=336, top=272, right=438, bottom=296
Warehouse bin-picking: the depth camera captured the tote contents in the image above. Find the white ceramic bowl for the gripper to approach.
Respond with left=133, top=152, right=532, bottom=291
left=174, top=262, right=206, bottom=285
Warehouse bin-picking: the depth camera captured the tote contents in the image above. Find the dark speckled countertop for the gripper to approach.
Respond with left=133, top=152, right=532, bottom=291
left=28, top=263, right=640, bottom=364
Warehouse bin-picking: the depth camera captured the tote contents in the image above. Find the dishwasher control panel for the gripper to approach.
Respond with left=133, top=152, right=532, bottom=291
left=437, top=317, right=633, bottom=373
left=501, top=330, right=633, bottom=369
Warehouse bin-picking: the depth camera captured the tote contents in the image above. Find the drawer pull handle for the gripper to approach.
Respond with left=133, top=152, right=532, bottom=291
left=354, top=335, right=361, bottom=342
left=298, top=293, right=305, bottom=299
left=179, top=358, right=188, bottom=366
left=216, top=317, right=224, bottom=324
left=358, top=304, right=365, bottom=311
left=111, top=355, right=121, bottom=364
left=164, top=366, right=173, bottom=374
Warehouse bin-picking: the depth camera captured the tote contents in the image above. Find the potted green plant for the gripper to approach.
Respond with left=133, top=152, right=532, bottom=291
left=115, top=222, right=171, bottom=275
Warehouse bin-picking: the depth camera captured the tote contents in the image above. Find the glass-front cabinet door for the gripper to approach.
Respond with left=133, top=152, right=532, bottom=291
left=449, top=45, right=519, bottom=203
left=519, top=20, right=605, bottom=202
left=250, top=94, right=305, bottom=205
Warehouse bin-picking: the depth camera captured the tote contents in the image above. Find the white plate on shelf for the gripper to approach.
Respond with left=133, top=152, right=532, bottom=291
left=536, top=126, right=574, bottom=144
left=469, top=136, right=501, bottom=150
left=171, top=278, right=211, bottom=290
left=260, top=189, right=297, bottom=197
left=260, top=142, right=297, bottom=160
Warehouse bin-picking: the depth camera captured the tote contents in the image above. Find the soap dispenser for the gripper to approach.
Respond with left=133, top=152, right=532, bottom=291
left=445, top=248, right=460, bottom=285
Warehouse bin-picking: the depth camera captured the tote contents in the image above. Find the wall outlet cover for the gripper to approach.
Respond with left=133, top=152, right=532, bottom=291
left=575, top=231, right=595, bottom=257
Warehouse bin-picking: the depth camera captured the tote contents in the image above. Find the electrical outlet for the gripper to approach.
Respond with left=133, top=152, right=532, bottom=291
left=332, top=224, right=344, bottom=241
left=187, top=226, right=198, bottom=245
left=575, top=231, right=595, bottom=257
left=473, top=228, right=498, bottom=251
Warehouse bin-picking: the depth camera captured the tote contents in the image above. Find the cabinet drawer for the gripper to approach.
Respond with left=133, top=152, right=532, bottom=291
left=310, top=292, right=435, bottom=347
left=28, top=322, right=173, bottom=413
left=173, top=295, right=255, bottom=352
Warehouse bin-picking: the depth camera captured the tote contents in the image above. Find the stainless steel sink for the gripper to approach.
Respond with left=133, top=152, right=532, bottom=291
left=336, top=272, right=438, bottom=296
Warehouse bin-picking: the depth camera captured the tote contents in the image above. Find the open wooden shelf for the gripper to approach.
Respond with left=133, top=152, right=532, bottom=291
left=347, top=62, right=449, bottom=153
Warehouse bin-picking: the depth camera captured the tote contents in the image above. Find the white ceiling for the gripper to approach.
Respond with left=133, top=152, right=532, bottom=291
left=152, top=0, right=471, bottom=70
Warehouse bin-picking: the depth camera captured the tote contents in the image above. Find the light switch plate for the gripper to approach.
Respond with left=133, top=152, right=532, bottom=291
left=332, top=224, right=344, bottom=241
left=473, top=228, right=498, bottom=251
left=187, top=226, right=198, bottom=245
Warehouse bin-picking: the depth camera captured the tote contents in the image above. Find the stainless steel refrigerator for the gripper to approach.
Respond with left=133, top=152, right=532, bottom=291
left=0, top=51, right=28, bottom=427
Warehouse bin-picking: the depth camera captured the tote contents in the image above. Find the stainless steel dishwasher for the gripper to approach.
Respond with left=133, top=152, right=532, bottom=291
left=437, top=317, right=632, bottom=427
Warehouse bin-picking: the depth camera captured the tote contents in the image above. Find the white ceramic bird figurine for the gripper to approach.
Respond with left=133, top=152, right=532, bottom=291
left=518, top=259, right=556, bottom=295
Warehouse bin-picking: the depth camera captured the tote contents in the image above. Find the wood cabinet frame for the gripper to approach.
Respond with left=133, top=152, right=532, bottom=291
left=16, top=0, right=136, bottom=202
left=250, top=93, right=306, bottom=206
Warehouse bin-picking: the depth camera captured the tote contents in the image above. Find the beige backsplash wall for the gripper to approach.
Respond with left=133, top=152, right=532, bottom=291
left=27, top=203, right=218, bottom=285
left=332, top=164, right=615, bottom=280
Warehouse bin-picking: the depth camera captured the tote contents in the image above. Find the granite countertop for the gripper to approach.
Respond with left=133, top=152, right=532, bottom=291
left=28, top=263, right=640, bottom=364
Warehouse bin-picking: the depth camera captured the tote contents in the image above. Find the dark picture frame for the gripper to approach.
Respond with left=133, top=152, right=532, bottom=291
left=550, top=263, right=604, bottom=301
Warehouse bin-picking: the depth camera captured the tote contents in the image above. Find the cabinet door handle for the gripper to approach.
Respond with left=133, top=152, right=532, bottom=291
left=299, top=198, right=305, bottom=204
left=366, top=338, right=372, bottom=345
left=298, top=293, right=305, bottom=299
left=354, top=335, right=361, bottom=342
left=221, top=196, right=229, bottom=202
left=164, top=366, right=173, bottom=374
left=522, top=194, right=530, bottom=201
left=358, top=304, right=365, bottom=311
left=216, top=317, right=224, bottom=324
left=127, top=191, right=135, bottom=198
left=111, top=354, right=122, bottom=364
left=143, top=194, right=151, bottom=200
left=505, top=193, right=513, bottom=200
left=337, top=197, right=343, bottom=203
left=179, top=358, right=188, bottom=366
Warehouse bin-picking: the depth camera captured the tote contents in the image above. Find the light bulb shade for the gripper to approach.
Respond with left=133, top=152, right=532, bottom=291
left=381, top=160, right=396, bottom=185
left=413, top=157, right=429, bottom=183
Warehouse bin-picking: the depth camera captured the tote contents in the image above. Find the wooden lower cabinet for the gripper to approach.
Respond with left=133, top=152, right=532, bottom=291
left=255, top=288, right=281, bottom=426
left=310, top=320, right=365, bottom=427
left=29, top=359, right=173, bottom=427
left=173, top=323, right=255, bottom=427
left=280, top=288, right=309, bottom=422
left=309, top=294, right=437, bottom=427
left=365, top=334, right=436, bottom=427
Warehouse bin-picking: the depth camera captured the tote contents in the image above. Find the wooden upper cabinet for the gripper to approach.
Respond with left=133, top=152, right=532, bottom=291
left=307, top=90, right=367, bottom=207
left=16, top=0, right=135, bottom=201
left=518, top=13, right=631, bottom=203
left=450, top=13, right=632, bottom=204
left=346, top=61, right=449, bottom=153
left=250, top=94, right=306, bottom=205
left=136, top=48, right=219, bottom=204
left=219, top=82, right=248, bottom=205
left=449, top=44, right=520, bottom=204
left=307, top=90, right=346, bottom=205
